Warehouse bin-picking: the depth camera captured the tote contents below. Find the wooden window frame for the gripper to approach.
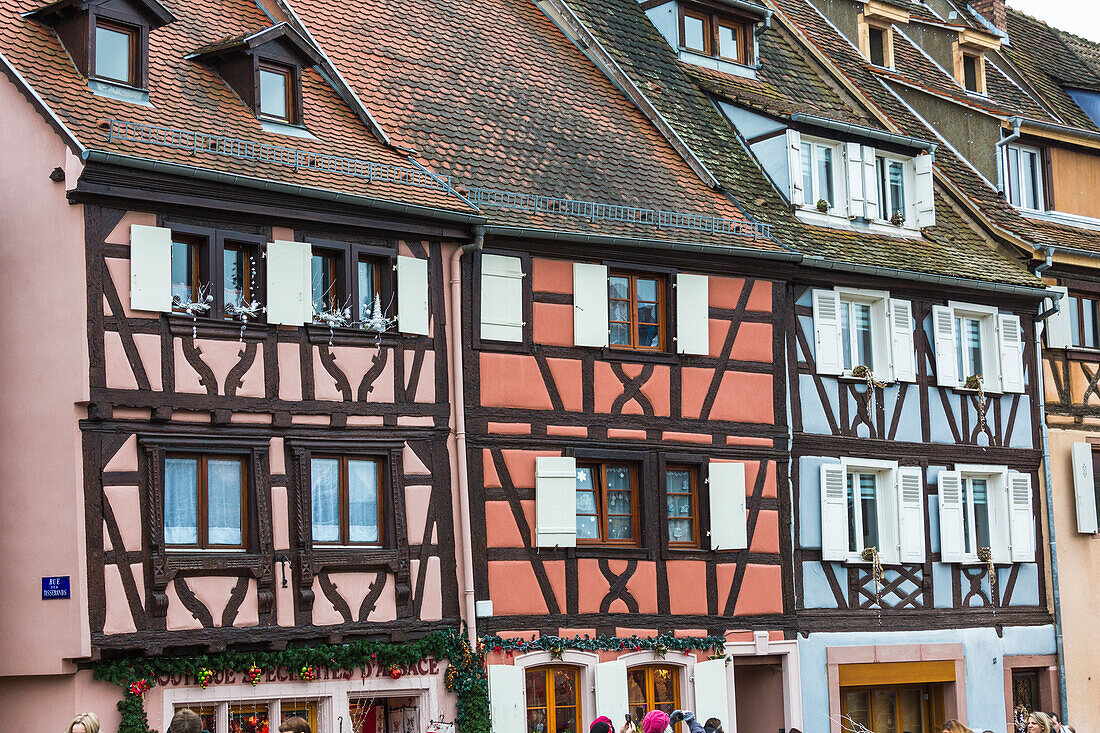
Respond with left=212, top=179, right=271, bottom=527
left=1004, top=142, right=1047, bottom=212
left=608, top=271, right=667, bottom=352
left=310, top=247, right=344, bottom=320
left=257, top=60, right=296, bottom=124
left=170, top=233, right=208, bottom=313
left=859, top=17, right=894, bottom=69
left=577, top=461, right=642, bottom=547
left=1066, top=291, right=1100, bottom=349
left=678, top=5, right=753, bottom=65
left=953, top=42, right=987, bottom=95
left=525, top=666, right=581, bottom=733
left=840, top=683, right=937, bottom=733
left=164, top=223, right=267, bottom=325
left=163, top=452, right=249, bottom=551
left=664, top=465, right=700, bottom=548
left=800, top=138, right=843, bottom=212
left=309, top=454, right=385, bottom=547
left=628, top=665, right=682, bottom=724
left=304, top=239, right=397, bottom=333
left=92, top=17, right=140, bottom=86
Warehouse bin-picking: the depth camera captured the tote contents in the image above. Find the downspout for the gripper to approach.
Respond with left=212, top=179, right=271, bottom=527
left=996, top=117, right=1023, bottom=197
left=1032, top=246, right=1069, bottom=720
left=449, top=226, right=485, bottom=647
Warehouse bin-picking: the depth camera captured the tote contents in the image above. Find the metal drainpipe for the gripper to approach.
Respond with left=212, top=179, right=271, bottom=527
left=449, top=227, right=484, bottom=647
left=996, top=117, right=1023, bottom=197
left=1033, top=247, right=1069, bottom=719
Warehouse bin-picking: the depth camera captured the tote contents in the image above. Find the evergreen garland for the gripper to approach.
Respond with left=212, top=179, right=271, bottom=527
left=481, top=632, right=726, bottom=658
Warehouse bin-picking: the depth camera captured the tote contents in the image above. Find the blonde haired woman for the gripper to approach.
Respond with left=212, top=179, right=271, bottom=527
left=1028, top=712, right=1055, bottom=733
left=941, top=721, right=973, bottom=733
left=67, top=713, right=100, bottom=733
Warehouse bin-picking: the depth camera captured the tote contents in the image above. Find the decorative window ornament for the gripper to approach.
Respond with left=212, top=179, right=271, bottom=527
left=977, top=544, right=996, bottom=607
left=360, top=292, right=398, bottom=343
left=850, top=364, right=893, bottom=413
left=172, top=282, right=213, bottom=338
left=860, top=545, right=884, bottom=611
left=964, top=373, right=988, bottom=432
left=223, top=255, right=265, bottom=341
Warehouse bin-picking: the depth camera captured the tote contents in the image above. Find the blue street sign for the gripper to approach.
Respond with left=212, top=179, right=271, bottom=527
left=42, top=576, right=70, bottom=600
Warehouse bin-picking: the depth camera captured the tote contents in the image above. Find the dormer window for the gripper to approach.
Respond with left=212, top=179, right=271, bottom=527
left=678, top=5, right=753, bottom=65
left=857, top=2, right=905, bottom=69
left=961, top=52, right=983, bottom=93
left=953, top=29, right=999, bottom=96
left=93, top=19, right=138, bottom=85
left=258, top=61, right=295, bottom=123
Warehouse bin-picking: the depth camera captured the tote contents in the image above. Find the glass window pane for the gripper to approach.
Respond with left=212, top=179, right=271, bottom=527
left=1070, top=296, right=1082, bottom=347
left=669, top=518, right=693, bottom=542
left=637, top=302, right=659, bottom=324
left=667, top=469, right=691, bottom=492
left=859, top=474, right=879, bottom=550
left=608, top=516, right=633, bottom=539
left=348, top=459, right=380, bottom=543
left=898, top=688, right=922, bottom=733
left=683, top=15, right=706, bottom=52
left=608, top=490, right=632, bottom=516
left=554, top=708, right=577, bottom=733
left=1084, top=298, right=1098, bottom=349
left=636, top=278, right=658, bottom=302
left=854, top=302, right=873, bottom=369
left=652, top=668, right=676, bottom=702
left=95, top=24, right=131, bottom=83
left=628, top=669, right=647, bottom=705
left=553, top=669, right=577, bottom=705
left=528, top=708, right=548, bottom=733
left=877, top=157, right=888, bottom=217
left=1007, top=147, right=1021, bottom=207
left=312, top=254, right=333, bottom=314
left=844, top=691, right=871, bottom=732
left=869, top=27, right=885, bottom=66
left=171, top=240, right=195, bottom=304
left=801, top=143, right=813, bottom=199
left=577, top=489, right=598, bottom=515
left=207, top=458, right=243, bottom=546
left=667, top=494, right=692, bottom=517
left=165, top=458, right=198, bottom=545
left=871, top=690, right=897, bottom=733
left=841, top=301, right=853, bottom=371
left=259, top=68, right=288, bottom=119
left=610, top=299, right=630, bottom=323
left=718, top=24, right=739, bottom=60
left=965, top=318, right=983, bottom=377
left=358, top=260, right=377, bottom=319
left=229, top=705, right=269, bottom=733
left=606, top=466, right=631, bottom=490
left=818, top=146, right=834, bottom=206
left=972, top=478, right=991, bottom=550
left=847, top=472, right=859, bottom=553
left=609, top=276, right=630, bottom=300
left=526, top=670, right=547, bottom=708
left=1022, top=149, right=1040, bottom=210
left=311, top=458, right=340, bottom=542
left=224, top=247, right=248, bottom=309
left=610, top=322, right=631, bottom=346
left=638, top=324, right=660, bottom=348
left=964, top=54, right=979, bottom=92
left=962, top=477, right=973, bottom=555
left=576, top=515, right=600, bottom=539
left=889, top=160, right=905, bottom=216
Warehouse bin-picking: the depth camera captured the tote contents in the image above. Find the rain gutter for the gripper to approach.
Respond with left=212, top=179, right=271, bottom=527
left=789, top=113, right=937, bottom=153
left=1012, top=115, right=1100, bottom=146
left=800, top=255, right=1047, bottom=298
left=482, top=225, right=798, bottom=260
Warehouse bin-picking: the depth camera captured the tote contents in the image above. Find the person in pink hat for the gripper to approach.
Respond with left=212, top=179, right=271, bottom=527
left=591, top=717, right=615, bottom=733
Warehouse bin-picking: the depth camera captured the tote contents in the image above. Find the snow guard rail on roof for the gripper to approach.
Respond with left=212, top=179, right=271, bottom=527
left=102, top=119, right=452, bottom=191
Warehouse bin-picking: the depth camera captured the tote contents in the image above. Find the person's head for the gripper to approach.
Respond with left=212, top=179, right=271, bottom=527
left=703, top=718, right=723, bottom=733
left=1028, top=712, right=1054, bottom=733
left=168, top=709, right=203, bottom=733
left=1050, top=713, right=1061, bottom=731
left=278, top=717, right=312, bottom=733
left=942, top=720, right=973, bottom=733
left=67, top=713, right=101, bottom=733
left=641, top=710, right=671, bottom=733
left=591, top=716, right=614, bottom=733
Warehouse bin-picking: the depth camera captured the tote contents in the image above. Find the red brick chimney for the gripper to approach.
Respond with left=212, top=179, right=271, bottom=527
left=970, top=0, right=1006, bottom=31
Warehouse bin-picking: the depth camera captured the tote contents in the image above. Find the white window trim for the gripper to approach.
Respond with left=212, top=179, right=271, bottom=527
left=946, top=301, right=1003, bottom=392
left=841, top=457, right=900, bottom=564
left=954, top=463, right=1010, bottom=564
left=800, top=137, right=847, bottom=217
left=1003, top=143, right=1046, bottom=213
left=834, top=287, right=890, bottom=378
left=874, top=152, right=915, bottom=227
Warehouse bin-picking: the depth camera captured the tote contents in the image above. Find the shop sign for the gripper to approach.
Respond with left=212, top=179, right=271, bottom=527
left=155, top=660, right=443, bottom=688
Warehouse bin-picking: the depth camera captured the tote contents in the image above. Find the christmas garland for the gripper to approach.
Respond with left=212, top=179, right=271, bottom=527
left=93, top=627, right=488, bottom=733
left=481, top=632, right=727, bottom=659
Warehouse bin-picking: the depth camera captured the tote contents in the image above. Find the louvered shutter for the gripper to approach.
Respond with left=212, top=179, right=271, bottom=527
left=693, top=658, right=731, bottom=725
left=573, top=262, right=609, bottom=347
left=1072, top=442, right=1098, bottom=534
left=266, top=240, right=311, bottom=326
left=890, top=299, right=916, bottom=382
left=397, top=255, right=430, bottom=335
left=787, top=128, right=804, bottom=206
left=594, top=661, right=629, bottom=722
left=913, top=154, right=936, bottom=228
left=480, top=254, right=525, bottom=342
left=846, top=142, right=866, bottom=218
left=1008, top=471, right=1035, bottom=562
left=129, top=224, right=173, bottom=312
left=998, top=312, right=1025, bottom=393
left=932, top=306, right=959, bottom=387
left=820, top=463, right=849, bottom=561
left=989, top=468, right=1012, bottom=564
left=1045, top=286, right=1071, bottom=349
left=709, top=461, right=747, bottom=551
left=896, top=467, right=926, bottom=563
left=676, top=273, right=709, bottom=355
left=812, top=289, right=844, bottom=375
left=535, top=456, right=577, bottom=548
left=863, top=146, right=880, bottom=221
left=487, top=665, right=524, bottom=733
left=937, top=470, right=964, bottom=563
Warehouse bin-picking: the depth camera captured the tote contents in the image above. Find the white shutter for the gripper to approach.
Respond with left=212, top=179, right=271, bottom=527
left=787, top=128, right=804, bottom=207
left=896, top=467, right=926, bottom=563
left=989, top=468, right=1012, bottom=564
left=676, top=273, right=709, bottom=355
left=487, top=665, right=525, bottom=733
left=535, top=456, right=577, bottom=548
left=573, top=262, right=609, bottom=347
left=129, top=224, right=173, bottom=312
left=693, top=658, right=731, bottom=726
left=1045, top=286, right=1071, bottom=349
left=937, top=470, right=964, bottom=563
left=913, top=154, right=936, bottom=228
left=812, top=289, right=844, bottom=375
left=846, top=142, right=866, bottom=218
left=1008, top=471, right=1035, bottom=562
left=480, top=254, right=525, bottom=342
left=594, top=661, right=629, bottom=722
left=890, top=299, right=916, bottom=382
left=397, top=255, right=430, bottom=335
left=820, top=463, right=849, bottom=561
left=709, top=461, right=747, bottom=551
left=266, top=240, right=311, bottom=326
left=1072, top=442, right=1098, bottom=534
left=998, top=312, right=1025, bottom=393
left=863, top=146, right=880, bottom=221
left=932, top=305, right=959, bottom=387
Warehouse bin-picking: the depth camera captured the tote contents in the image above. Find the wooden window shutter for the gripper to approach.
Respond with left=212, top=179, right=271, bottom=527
left=931, top=305, right=959, bottom=387
left=862, top=146, right=880, bottom=220
left=692, top=658, right=731, bottom=726
left=845, top=142, right=866, bottom=218
left=266, top=239, right=311, bottom=325
left=896, top=467, right=926, bottom=563
left=1044, top=286, right=1071, bottom=349
left=937, top=470, right=964, bottom=563
left=708, top=461, right=747, bottom=551
left=397, top=255, right=430, bottom=335
left=786, top=128, right=804, bottom=206
left=889, top=299, right=916, bottom=382
left=129, top=224, right=173, bottom=312
left=820, top=462, right=849, bottom=561
left=812, top=289, right=844, bottom=375
left=487, top=665, right=525, bottom=733
left=572, top=262, right=609, bottom=347
left=1008, top=471, right=1035, bottom=562
left=676, top=272, right=709, bottom=355
left=998, top=312, right=1025, bottom=393
left=913, top=154, right=936, bottom=228
left=1072, top=442, right=1098, bottom=534
left=535, top=456, right=577, bottom=548
left=990, top=468, right=1012, bottom=564
left=480, top=253, right=525, bottom=342
left=594, top=661, right=629, bottom=722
